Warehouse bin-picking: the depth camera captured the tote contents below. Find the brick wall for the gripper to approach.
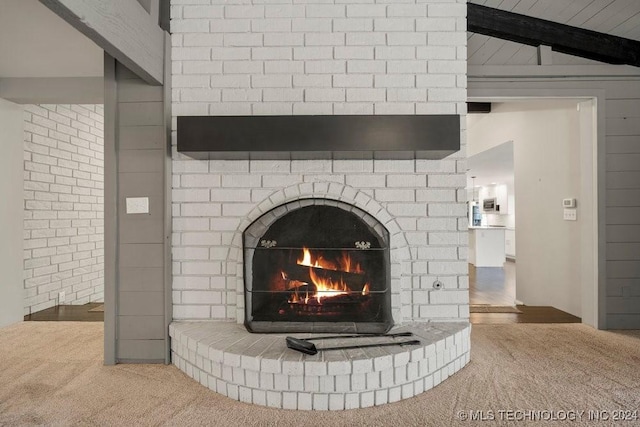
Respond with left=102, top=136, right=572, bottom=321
left=170, top=0, right=468, bottom=323
left=171, top=1, right=466, bottom=116
left=23, top=104, right=104, bottom=314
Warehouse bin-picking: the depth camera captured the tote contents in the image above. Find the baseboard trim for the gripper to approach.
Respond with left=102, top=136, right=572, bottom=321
left=116, top=359, right=166, bottom=365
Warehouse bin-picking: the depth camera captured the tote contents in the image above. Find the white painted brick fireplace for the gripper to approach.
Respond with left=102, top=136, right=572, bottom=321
left=169, top=0, right=469, bottom=409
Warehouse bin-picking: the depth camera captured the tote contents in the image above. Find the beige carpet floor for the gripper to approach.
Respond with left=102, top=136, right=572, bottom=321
left=0, top=322, right=639, bottom=427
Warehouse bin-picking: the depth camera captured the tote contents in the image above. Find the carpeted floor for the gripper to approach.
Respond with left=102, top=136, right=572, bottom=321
left=0, top=322, right=639, bottom=426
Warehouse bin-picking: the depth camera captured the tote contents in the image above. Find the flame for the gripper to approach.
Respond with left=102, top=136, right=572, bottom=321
left=300, top=248, right=313, bottom=267
left=298, top=247, right=364, bottom=273
left=309, top=267, right=348, bottom=304
left=289, top=282, right=311, bottom=304
left=286, top=248, right=369, bottom=305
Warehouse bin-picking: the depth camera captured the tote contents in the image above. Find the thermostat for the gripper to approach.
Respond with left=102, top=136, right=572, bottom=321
left=562, top=198, right=576, bottom=208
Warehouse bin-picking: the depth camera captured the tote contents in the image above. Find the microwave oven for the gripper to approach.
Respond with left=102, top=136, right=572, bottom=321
left=483, top=198, right=500, bottom=212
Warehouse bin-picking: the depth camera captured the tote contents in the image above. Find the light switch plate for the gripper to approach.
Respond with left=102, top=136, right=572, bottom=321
left=126, top=197, right=149, bottom=214
left=563, top=208, right=577, bottom=221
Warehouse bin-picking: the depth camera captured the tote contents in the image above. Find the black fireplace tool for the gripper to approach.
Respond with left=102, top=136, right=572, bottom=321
left=285, top=332, right=420, bottom=355
left=301, top=331, right=413, bottom=341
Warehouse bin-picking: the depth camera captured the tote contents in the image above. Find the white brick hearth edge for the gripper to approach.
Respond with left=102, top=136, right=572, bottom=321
left=170, top=321, right=470, bottom=410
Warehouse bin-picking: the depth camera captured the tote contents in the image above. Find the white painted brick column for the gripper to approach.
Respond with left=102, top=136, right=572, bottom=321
left=170, top=0, right=469, bottom=323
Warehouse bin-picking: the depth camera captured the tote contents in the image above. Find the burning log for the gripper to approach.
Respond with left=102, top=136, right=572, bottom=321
left=287, top=283, right=370, bottom=306
left=282, top=263, right=368, bottom=289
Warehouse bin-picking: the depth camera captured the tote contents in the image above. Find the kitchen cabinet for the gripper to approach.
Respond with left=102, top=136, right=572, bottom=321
left=505, top=228, right=516, bottom=258
left=495, top=185, right=508, bottom=214
left=468, top=227, right=506, bottom=267
left=479, top=184, right=509, bottom=215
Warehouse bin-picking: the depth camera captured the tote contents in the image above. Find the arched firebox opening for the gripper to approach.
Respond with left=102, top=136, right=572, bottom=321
left=243, top=200, right=392, bottom=333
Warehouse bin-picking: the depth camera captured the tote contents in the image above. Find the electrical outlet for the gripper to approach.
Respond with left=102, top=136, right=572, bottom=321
left=59, top=291, right=65, bottom=303
left=563, top=209, right=577, bottom=221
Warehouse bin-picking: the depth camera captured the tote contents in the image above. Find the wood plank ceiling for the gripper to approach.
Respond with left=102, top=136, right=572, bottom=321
left=468, top=0, right=640, bottom=65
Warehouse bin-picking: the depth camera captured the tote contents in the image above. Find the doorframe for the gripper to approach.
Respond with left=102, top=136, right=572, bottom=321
left=467, top=88, right=606, bottom=329
left=0, top=98, right=25, bottom=328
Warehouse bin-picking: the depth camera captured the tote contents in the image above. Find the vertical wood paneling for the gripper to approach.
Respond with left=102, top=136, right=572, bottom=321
left=112, top=62, right=169, bottom=363
left=607, top=154, right=640, bottom=171
left=598, top=78, right=638, bottom=327
left=0, top=99, right=25, bottom=328
left=103, top=54, right=117, bottom=365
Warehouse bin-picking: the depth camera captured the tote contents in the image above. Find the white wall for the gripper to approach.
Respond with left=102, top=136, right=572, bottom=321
left=0, top=98, right=24, bottom=327
left=23, top=104, right=104, bottom=314
left=468, top=100, right=583, bottom=317
left=0, top=0, right=103, bottom=78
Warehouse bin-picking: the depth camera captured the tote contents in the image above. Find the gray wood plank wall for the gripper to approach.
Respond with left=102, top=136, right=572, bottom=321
left=469, top=75, right=640, bottom=329
left=605, top=96, right=640, bottom=329
left=104, top=55, right=170, bottom=363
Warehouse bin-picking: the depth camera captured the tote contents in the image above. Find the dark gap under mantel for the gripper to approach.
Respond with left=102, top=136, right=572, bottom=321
left=177, top=115, right=460, bottom=160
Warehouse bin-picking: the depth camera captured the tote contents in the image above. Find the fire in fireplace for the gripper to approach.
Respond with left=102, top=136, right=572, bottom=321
left=243, top=200, right=392, bottom=333
left=280, top=247, right=370, bottom=315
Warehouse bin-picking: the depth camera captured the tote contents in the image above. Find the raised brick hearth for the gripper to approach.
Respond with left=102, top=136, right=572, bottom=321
left=170, top=322, right=470, bottom=410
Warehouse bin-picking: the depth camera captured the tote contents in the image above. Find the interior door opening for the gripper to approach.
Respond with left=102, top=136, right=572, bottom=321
left=466, top=98, right=597, bottom=326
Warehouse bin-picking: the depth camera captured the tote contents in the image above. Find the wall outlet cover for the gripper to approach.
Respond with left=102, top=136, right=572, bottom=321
left=126, top=197, right=149, bottom=214
left=59, top=291, right=65, bottom=303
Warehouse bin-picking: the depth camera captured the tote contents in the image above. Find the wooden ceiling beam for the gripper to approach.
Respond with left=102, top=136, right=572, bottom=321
left=39, top=0, right=165, bottom=85
left=468, top=3, right=640, bottom=67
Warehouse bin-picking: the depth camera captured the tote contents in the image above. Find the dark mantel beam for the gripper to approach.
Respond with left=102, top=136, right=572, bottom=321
left=177, top=115, right=460, bottom=160
left=468, top=3, right=640, bottom=67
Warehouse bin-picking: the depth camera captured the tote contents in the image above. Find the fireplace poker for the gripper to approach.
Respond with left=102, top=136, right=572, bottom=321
left=300, top=331, right=413, bottom=341
left=285, top=336, right=421, bottom=355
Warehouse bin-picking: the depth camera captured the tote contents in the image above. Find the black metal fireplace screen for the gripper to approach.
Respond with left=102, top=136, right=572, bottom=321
left=243, top=200, right=392, bottom=333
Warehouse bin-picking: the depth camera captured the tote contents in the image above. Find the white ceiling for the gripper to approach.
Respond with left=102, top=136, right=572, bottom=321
left=0, top=0, right=103, bottom=78
left=2, top=1, right=635, bottom=76
left=466, top=99, right=583, bottom=190
left=466, top=139, right=514, bottom=189
left=468, top=0, right=640, bottom=66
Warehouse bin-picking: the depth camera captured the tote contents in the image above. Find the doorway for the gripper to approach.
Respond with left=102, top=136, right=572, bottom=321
left=21, top=103, right=105, bottom=322
left=466, top=98, right=598, bottom=326
left=1, top=1, right=105, bottom=325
